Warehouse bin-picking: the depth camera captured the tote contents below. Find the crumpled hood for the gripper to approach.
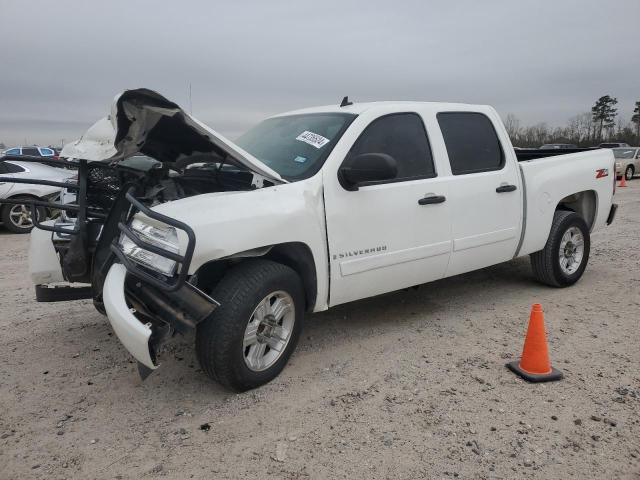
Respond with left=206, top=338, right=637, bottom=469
left=61, top=88, right=284, bottom=184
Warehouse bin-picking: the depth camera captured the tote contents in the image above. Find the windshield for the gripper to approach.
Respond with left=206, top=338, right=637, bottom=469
left=613, top=148, right=636, bottom=159
left=235, top=113, right=356, bottom=180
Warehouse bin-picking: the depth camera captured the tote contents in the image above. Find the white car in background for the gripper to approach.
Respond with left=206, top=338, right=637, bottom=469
left=0, top=160, right=74, bottom=233
left=613, top=147, right=640, bottom=180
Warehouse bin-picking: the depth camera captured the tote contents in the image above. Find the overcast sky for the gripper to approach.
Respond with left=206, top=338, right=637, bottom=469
left=1, top=0, right=639, bottom=147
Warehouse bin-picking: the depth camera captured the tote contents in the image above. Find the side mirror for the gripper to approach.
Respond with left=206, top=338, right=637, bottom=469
left=338, top=153, right=398, bottom=190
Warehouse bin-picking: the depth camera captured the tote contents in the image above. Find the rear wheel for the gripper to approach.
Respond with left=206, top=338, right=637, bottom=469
left=625, top=165, right=634, bottom=181
left=530, top=210, right=590, bottom=287
left=1, top=197, right=46, bottom=233
left=196, top=259, right=304, bottom=392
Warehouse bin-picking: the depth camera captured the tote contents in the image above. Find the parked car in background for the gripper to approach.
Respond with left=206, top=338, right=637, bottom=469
left=0, top=160, right=74, bottom=233
left=613, top=147, right=640, bottom=180
left=539, top=143, right=578, bottom=150
left=599, top=142, right=630, bottom=148
left=3, top=146, right=58, bottom=158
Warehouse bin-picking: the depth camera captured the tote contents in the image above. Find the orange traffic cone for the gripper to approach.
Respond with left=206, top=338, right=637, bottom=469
left=618, top=174, right=628, bottom=188
left=506, top=304, right=563, bottom=382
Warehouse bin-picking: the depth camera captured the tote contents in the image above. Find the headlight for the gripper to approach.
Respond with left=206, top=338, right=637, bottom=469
left=119, top=218, right=180, bottom=276
left=615, top=162, right=621, bottom=169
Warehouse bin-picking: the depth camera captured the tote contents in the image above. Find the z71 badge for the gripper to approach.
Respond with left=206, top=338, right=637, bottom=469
left=596, top=168, right=609, bottom=178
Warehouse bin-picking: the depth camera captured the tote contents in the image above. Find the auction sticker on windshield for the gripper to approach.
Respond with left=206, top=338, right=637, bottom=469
left=296, top=131, right=330, bottom=149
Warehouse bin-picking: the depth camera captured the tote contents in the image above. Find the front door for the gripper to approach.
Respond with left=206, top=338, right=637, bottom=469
left=323, top=112, right=452, bottom=306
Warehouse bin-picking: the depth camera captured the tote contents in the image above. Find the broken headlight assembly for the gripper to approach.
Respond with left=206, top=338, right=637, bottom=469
left=118, top=218, right=180, bottom=276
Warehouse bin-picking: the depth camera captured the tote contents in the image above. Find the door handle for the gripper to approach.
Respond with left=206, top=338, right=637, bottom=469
left=418, top=195, right=446, bottom=205
left=496, top=184, right=517, bottom=193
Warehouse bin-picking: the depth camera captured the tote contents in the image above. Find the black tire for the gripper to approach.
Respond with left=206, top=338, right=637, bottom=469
left=625, top=165, right=634, bottom=181
left=530, top=210, right=590, bottom=287
left=196, top=259, right=304, bottom=392
left=1, top=197, right=46, bottom=234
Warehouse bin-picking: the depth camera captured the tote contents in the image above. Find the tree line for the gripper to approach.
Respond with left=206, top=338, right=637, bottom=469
left=504, top=96, right=640, bottom=148
left=2, top=95, right=640, bottom=152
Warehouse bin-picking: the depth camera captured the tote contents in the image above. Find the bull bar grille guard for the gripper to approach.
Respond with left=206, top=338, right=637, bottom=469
left=0, top=155, right=193, bottom=290
left=110, top=187, right=196, bottom=292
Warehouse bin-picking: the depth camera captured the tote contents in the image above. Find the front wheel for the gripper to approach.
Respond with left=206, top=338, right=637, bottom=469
left=625, top=165, right=634, bottom=181
left=530, top=210, right=590, bottom=287
left=196, top=259, right=304, bottom=392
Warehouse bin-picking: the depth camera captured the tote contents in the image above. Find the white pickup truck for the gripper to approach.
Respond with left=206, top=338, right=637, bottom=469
left=19, top=89, right=617, bottom=391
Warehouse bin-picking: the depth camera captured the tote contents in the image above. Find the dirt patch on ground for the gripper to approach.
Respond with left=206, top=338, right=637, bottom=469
left=1, top=183, right=639, bottom=479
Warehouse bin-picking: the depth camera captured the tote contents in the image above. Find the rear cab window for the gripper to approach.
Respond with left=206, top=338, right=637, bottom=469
left=345, top=112, right=436, bottom=183
left=437, top=112, right=504, bottom=175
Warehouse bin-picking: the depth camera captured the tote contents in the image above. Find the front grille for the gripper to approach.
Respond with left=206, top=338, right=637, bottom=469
left=86, top=165, right=122, bottom=212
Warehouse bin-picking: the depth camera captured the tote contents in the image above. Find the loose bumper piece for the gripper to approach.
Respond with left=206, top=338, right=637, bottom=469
left=103, top=263, right=158, bottom=370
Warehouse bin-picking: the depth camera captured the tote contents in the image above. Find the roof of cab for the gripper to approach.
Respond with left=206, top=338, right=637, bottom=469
left=275, top=101, right=491, bottom=117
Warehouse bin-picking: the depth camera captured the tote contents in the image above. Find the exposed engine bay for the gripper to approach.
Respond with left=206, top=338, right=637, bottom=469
left=0, top=88, right=294, bottom=375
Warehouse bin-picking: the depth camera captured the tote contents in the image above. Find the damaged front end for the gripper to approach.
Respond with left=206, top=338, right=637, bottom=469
left=103, top=187, right=219, bottom=377
left=1, top=88, right=285, bottom=375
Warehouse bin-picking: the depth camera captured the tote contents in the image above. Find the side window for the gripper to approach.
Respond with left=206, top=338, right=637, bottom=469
left=39, top=148, right=54, bottom=156
left=22, top=147, right=40, bottom=156
left=5, top=148, right=20, bottom=155
left=3, top=162, right=26, bottom=174
left=347, top=113, right=435, bottom=181
left=437, top=112, right=505, bottom=175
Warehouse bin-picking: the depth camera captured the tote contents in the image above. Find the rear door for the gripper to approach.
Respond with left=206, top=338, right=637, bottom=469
left=437, top=112, right=522, bottom=277
left=323, top=112, right=452, bottom=306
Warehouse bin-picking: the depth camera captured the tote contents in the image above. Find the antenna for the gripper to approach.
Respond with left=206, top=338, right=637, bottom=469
left=340, top=96, right=353, bottom=107
left=189, top=83, right=193, bottom=114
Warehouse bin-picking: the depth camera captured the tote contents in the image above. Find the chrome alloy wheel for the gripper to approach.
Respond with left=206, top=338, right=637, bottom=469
left=626, top=166, right=634, bottom=181
left=243, top=291, right=295, bottom=372
left=9, top=204, right=33, bottom=229
left=559, top=226, right=584, bottom=275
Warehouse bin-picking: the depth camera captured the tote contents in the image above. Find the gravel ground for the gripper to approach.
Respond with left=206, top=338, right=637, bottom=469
left=1, top=182, right=639, bottom=479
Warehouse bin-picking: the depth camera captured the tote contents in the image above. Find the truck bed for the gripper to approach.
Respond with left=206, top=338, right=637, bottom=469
left=516, top=148, right=615, bottom=257
left=515, top=147, right=600, bottom=161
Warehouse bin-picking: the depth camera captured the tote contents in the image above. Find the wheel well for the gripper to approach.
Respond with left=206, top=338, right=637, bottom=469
left=556, top=190, right=597, bottom=230
left=4, top=193, right=42, bottom=206
left=193, top=242, right=318, bottom=312
left=1, top=194, right=41, bottom=213
left=8, top=193, right=41, bottom=199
